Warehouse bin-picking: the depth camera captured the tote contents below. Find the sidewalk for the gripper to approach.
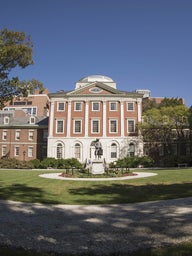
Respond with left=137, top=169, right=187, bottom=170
left=0, top=197, right=192, bottom=255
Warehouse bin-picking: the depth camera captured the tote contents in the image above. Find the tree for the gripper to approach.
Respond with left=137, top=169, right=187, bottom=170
left=0, top=28, right=43, bottom=109
left=140, top=105, right=190, bottom=165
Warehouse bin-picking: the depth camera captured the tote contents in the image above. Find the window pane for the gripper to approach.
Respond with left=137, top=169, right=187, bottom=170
left=75, top=120, right=81, bottom=133
left=57, top=143, right=63, bottom=158
left=127, top=102, right=134, bottom=111
left=75, top=143, right=80, bottom=159
left=57, top=120, right=64, bottom=133
left=75, top=102, right=82, bottom=111
left=28, top=147, right=33, bottom=157
left=111, top=143, right=117, bottom=158
left=110, top=120, right=117, bottom=132
left=92, top=102, right=99, bottom=111
left=92, top=120, right=99, bottom=133
left=58, top=102, right=64, bottom=111
left=128, top=120, right=135, bottom=132
left=2, top=146, right=6, bottom=156
left=15, top=147, right=19, bottom=156
left=110, top=102, right=117, bottom=111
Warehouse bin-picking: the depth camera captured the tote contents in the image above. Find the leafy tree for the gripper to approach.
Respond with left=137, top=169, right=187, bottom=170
left=140, top=105, right=190, bottom=165
left=159, top=97, right=184, bottom=108
left=0, top=28, right=43, bottom=109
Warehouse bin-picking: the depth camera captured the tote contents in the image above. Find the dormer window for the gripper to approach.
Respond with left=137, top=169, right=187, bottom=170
left=4, top=116, right=9, bottom=124
left=30, top=116, right=35, bottom=124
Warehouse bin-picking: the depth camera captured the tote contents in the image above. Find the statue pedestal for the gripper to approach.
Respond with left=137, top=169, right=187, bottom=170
left=91, top=159, right=105, bottom=174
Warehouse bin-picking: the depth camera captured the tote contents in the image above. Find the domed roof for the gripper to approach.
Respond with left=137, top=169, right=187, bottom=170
left=79, top=75, right=114, bottom=83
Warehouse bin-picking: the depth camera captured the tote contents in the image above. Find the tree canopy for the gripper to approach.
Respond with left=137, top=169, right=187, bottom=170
left=0, top=28, right=43, bottom=109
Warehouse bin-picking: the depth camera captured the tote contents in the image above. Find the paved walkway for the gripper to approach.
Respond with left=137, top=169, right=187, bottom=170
left=0, top=197, right=192, bottom=255
left=39, top=171, right=157, bottom=181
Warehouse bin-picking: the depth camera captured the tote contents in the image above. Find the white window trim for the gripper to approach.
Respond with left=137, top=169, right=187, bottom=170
left=2, top=130, right=7, bottom=140
left=73, top=119, right=82, bottom=134
left=92, top=102, right=100, bottom=111
left=30, top=116, right=35, bottom=124
left=28, top=130, right=34, bottom=141
left=109, top=119, right=118, bottom=133
left=127, top=119, right=135, bottom=133
left=28, top=146, right=33, bottom=157
left=4, top=116, right=9, bottom=124
left=2, top=146, right=7, bottom=157
left=91, top=119, right=100, bottom=134
left=57, top=102, right=65, bottom=111
left=15, top=130, right=20, bottom=141
left=109, top=102, right=117, bottom=111
left=56, top=119, right=64, bottom=134
left=127, top=102, right=134, bottom=111
left=14, top=146, right=19, bottom=157
left=74, top=102, right=82, bottom=111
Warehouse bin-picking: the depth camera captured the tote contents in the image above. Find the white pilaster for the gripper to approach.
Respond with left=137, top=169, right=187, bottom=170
left=85, top=100, right=89, bottom=137
left=49, top=101, right=54, bottom=136
left=103, top=100, right=106, bottom=137
left=120, top=100, right=124, bottom=137
left=137, top=98, right=142, bottom=122
left=67, top=101, right=71, bottom=137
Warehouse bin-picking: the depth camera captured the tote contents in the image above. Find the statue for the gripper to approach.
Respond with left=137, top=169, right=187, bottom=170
left=94, top=139, right=103, bottom=159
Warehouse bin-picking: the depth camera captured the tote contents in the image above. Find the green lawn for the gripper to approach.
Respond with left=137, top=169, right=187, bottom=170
left=0, top=168, right=192, bottom=205
left=1, top=168, right=192, bottom=256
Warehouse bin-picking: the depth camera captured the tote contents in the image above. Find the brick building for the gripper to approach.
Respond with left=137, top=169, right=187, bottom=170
left=0, top=89, right=49, bottom=161
left=48, top=75, right=144, bottom=164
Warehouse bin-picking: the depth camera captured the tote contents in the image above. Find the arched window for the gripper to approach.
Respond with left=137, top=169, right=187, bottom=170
left=111, top=143, right=117, bottom=158
left=129, top=143, right=135, bottom=157
left=75, top=143, right=81, bottom=159
left=57, top=143, right=63, bottom=159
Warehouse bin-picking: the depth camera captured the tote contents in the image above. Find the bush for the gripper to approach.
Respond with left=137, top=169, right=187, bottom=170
left=0, top=158, right=32, bottom=169
left=30, top=159, right=41, bottom=169
left=109, top=156, right=154, bottom=168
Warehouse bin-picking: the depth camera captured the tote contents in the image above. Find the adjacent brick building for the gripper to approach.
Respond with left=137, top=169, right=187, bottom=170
left=0, top=89, right=49, bottom=161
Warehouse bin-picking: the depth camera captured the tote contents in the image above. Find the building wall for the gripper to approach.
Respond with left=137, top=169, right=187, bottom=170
left=48, top=93, right=143, bottom=163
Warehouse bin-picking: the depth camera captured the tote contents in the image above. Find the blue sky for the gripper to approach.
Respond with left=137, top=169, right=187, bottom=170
left=1, top=0, right=192, bottom=106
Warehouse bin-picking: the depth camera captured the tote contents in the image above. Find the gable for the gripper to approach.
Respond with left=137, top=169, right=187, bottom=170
left=67, top=82, right=123, bottom=96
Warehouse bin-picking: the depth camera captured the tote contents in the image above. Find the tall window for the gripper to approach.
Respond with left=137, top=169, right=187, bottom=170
left=57, top=102, right=65, bottom=111
left=75, top=143, right=81, bottom=159
left=15, top=130, right=20, bottom=140
left=127, top=102, right=134, bottom=111
left=2, top=146, right=6, bottom=157
left=28, top=147, right=33, bottom=157
left=110, top=102, right=117, bottom=111
left=129, top=143, right=135, bottom=157
left=110, top=120, right=117, bottom=133
left=75, top=102, right=82, bottom=111
left=127, top=120, right=135, bottom=133
left=92, top=120, right=99, bottom=133
left=2, top=130, right=7, bottom=140
left=56, top=120, right=64, bottom=133
left=92, top=102, right=99, bottom=111
left=74, top=120, right=82, bottom=133
left=28, top=130, right=34, bottom=140
left=57, top=143, right=63, bottom=159
left=111, top=143, right=117, bottom=158
left=14, top=146, right=19, bottom=157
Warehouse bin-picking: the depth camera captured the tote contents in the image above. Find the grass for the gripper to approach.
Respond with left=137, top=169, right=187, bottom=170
left=0, top=168, right=192, bottom=256
left=0, top=168, right=192, bottom=205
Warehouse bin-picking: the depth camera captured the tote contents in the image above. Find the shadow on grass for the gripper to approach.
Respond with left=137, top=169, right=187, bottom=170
left=0, top=183, right=57, bottom=204
left=68, top=182, right=192, bottom=204
left=0, top=187, right=192, bottom=256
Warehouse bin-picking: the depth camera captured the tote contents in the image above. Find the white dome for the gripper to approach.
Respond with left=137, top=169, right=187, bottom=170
left=79, top=75, right=114, bottom=83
